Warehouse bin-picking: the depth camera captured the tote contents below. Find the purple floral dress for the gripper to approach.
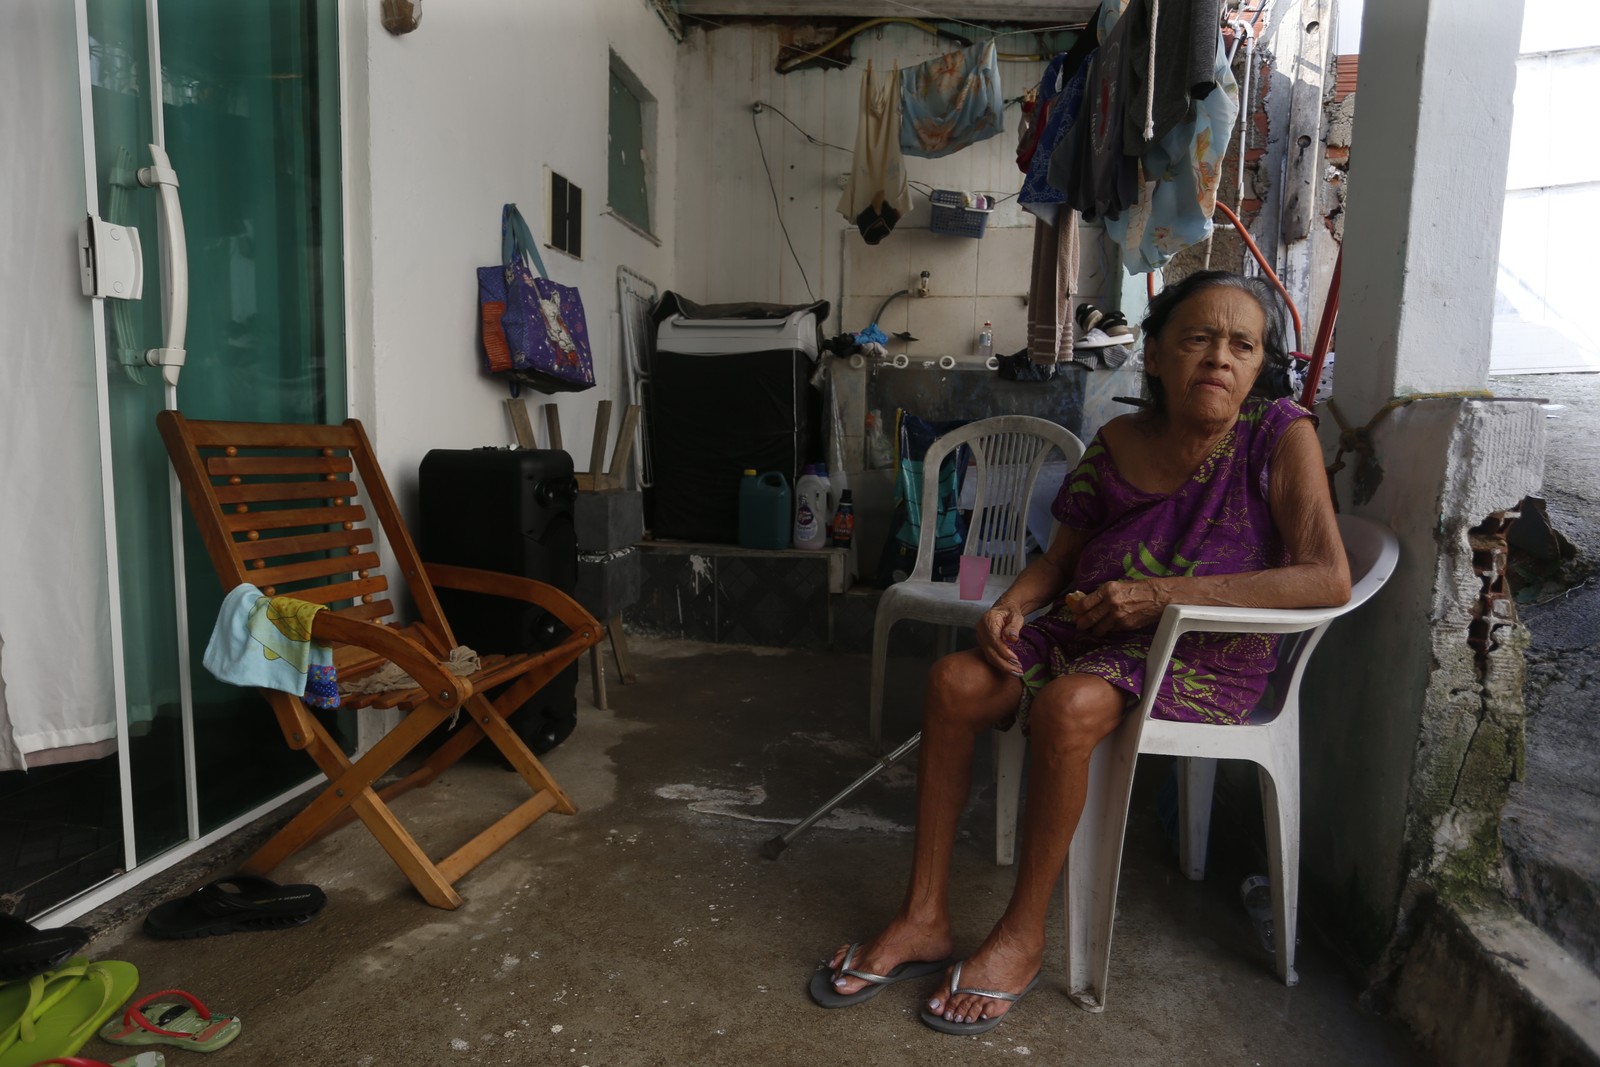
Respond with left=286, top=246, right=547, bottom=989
left=1012, top=396, right=1313, bottom=725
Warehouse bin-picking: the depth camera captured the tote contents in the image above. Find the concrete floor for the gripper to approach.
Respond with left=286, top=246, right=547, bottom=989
left=76, top=640, right=1424, bottom=1066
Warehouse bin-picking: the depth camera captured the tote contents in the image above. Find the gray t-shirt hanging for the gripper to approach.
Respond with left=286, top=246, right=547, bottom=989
left=1048, top=12, right=1139, bottom=221
left=1121, top=0, right=1226, bottom=152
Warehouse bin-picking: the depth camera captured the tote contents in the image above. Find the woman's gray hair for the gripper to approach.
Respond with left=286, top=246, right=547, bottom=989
left=1138, top=270, right=1295, bottom=416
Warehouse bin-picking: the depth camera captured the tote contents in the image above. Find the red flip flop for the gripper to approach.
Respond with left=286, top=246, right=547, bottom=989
left=98, top=989, right=240, bottom=1052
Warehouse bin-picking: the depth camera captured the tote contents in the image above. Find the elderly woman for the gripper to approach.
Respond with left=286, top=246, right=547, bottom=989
left=811, top=270, right=1351, bottom=1035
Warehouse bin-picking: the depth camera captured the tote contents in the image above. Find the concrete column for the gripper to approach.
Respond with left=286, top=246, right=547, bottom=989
left=1298, top=0, right=1548, bottom=989
left=1336, top=0, right=1526, bottom=415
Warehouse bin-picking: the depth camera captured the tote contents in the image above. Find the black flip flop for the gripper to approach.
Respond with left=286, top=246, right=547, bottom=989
left=808, top=944, right=953, bottom=1009
left=143, top=875, right=326, bottom=940
left=0, top=913, right=90, bottom=981
left=919, top=960, right=1042, bottom=1035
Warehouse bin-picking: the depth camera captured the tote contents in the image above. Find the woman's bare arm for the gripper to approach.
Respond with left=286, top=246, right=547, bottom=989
left=1074, top=418, right=1352, bottom=636
left=976, top=523, right=1090, bottom=673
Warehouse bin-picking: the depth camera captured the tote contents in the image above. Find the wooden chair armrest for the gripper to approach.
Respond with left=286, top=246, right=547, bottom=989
left=312, top=612, right=472, bottom=710
left=423, top=563, right=603, bottom=641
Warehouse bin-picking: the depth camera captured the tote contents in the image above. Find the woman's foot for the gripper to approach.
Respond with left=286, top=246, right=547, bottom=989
left=826, top=914, right=954, bottom=997
left=925, top=922, right=1044, bottom=1025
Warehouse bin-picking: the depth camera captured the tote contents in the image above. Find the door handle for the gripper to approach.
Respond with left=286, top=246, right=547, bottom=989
left=137, top=143, right=188, bottom=387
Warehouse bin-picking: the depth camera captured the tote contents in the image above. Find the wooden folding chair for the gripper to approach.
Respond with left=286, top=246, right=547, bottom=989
left=157, top=412, right=602, bottom=909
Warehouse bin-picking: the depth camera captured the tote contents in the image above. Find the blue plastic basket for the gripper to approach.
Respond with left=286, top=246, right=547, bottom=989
left=928, top=190, right=992, bottom=238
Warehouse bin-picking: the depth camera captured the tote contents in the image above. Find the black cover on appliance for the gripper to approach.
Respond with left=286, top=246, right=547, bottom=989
left=649, top=347, right=815, bottom=543
left=418, top=447, right=580, bottom=754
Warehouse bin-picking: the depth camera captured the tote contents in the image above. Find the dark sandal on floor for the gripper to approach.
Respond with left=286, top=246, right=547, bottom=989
left=919, top=960, right=1042, bottom=1035
left=808, top=944, right=953, bottom=1009
left=0, top=916, right=90, bottom=983
left=142, top=875, right=326, bottom=940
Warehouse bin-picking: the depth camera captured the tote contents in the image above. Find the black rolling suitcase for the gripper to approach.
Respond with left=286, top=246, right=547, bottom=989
left=418, top=447, right=580, bottom=754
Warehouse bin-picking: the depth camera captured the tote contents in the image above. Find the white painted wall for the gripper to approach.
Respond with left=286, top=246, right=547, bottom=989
left=1489, top=0, right=1600, bottom=374
left=0, top=2, right=116, bottom=768
left=675, top=24, right=1053, bottom=350
left=343, top=0, right=681, bottom=513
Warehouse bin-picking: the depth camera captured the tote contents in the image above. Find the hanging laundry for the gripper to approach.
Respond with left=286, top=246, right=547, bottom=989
left=1017, top=30, right=1097, bottom=176
left=1104, top=29, right=1238, bottom=272
left=838, top=61, right=913, bottom=245
left=1026, top=209, right=1082, bottom=365
left=1019, top=57, right=1088, bottom=225
left=1118, top=0, right=1228, bottom=153
left=1047, top=5, right=1140, bottom=221
left=203, top=584, right=340, bottom=709
left=899, top=42, right=1004, bottom=159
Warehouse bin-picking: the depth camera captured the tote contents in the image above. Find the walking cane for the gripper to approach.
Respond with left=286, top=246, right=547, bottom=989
left=762, top=732, right=922, bottom=859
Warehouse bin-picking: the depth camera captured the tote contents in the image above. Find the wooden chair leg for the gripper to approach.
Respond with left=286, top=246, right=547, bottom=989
left=242, top=712, right=464, bottom=909
left=590, top=643, right=608, bottom=710
left=477, top=691, right=578, bottom=815
left=607, top=616, right=637, bottom=684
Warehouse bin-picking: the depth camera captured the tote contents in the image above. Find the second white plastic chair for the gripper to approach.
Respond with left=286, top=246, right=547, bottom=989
left=867, top=416, right=1085, bottom=743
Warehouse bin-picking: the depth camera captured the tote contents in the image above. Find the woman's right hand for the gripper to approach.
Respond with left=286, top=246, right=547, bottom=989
left=978, top=603, right=1027, bottom=676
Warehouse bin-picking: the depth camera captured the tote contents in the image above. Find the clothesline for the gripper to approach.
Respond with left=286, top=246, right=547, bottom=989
left=753, top=101, right=1019, bottom=205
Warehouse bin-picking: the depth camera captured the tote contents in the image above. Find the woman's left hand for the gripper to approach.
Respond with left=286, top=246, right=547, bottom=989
left=1072, top=579, right=1170, bottom=636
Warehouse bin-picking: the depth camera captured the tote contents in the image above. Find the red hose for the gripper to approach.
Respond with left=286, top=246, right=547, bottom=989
left=1299, top=250, right=1342, bottom=409
left=1213, top=200, right=1303, bottom=352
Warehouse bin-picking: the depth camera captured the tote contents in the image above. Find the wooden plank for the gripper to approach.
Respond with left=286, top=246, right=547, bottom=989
left=588, top=399, right=613, bottom=477
left=186, top=419, right=358, bottom=449
left=223, top=503, right=366, bottom=533
left=436, top=792, right=558, bottom=884
left=251, top=551, right=381, bottom=586
left=278, top=574, right=387, bottom=605
left=236, top=527, right=373, bottom=561
left=544, top=404, right=563, bottom=452
left=213, top=479, right=357, bottom=505
left=207, top=455, right=352, bottom=477
left=606, top=403, right=641, bottom=490
left=505, top=397, right=538, bottom=449
left=332, top=599, right=394, bottom=623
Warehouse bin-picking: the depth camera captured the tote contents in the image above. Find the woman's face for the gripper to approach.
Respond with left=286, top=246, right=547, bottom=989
left=1146, top=286, right=1268, bottom=427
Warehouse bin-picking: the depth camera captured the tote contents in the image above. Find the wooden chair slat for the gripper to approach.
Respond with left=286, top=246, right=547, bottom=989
left=213, top=480, right=358, bottom=505
left=333, top=599, right=394, bottom=623
left=288, top=574, right=387, bottom=606
left=223, top=503, right=366, bottom=533
left=251, top=551, right=381, bottom=587
left=186, top=420, right=358, bottom=449
left=236, top=528, right=373, bottom=562
left=206, top=455, right=354, bottom=477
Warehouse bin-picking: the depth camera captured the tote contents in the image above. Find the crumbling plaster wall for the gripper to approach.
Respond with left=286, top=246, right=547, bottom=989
left=1301, top=400, right=1543, bottom=968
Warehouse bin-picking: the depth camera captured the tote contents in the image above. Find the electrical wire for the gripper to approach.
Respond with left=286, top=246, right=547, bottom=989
left=751, top=109, right=816, bottom=302
left=758, top=101, right=854, bottom=154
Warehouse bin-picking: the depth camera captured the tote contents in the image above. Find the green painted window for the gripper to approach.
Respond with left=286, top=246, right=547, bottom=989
left=608, top=58, right=652, bottom=234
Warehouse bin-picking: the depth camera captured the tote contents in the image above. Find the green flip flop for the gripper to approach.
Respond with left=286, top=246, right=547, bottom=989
left=0, top=959, right=138, bottom=1067
left=98, top=989, right=241, bottom=1053
left=0, top=957, right=90, bottom=1059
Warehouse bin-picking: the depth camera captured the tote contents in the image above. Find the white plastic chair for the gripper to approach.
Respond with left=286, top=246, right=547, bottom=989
left=992, top=513, right=1399, bottom=1009
left=868, top=416, right=1085, bottom=743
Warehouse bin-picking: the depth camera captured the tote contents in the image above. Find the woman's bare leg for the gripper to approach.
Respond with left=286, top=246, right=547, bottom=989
left=927, top=672, right=1125, bottom=1024
left=828, top=648, right=1020, bottom=994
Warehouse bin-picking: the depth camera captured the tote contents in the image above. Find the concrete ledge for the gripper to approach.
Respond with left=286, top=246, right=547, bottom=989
left=1392, top=898, right=1600, bottom=1066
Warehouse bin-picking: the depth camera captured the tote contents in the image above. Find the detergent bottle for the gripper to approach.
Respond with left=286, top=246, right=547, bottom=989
left=793, top=464, right=831, bottom=550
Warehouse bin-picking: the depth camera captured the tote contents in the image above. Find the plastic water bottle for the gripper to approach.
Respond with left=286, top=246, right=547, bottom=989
left=977, top=321, right=994, bottom=362
left=1240, top=874, right=1275, bottom=954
